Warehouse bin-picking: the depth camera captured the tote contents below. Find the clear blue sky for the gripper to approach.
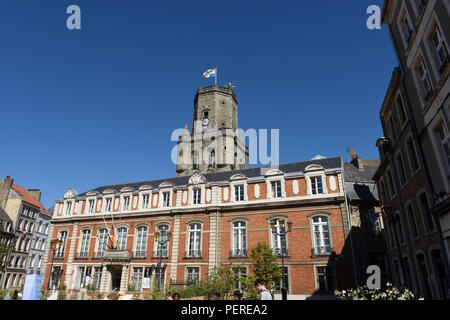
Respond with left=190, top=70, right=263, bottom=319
left=0, top=0, right=396, bottom=209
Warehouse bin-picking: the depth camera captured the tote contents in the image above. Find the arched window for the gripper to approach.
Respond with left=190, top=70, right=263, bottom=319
left=208, top=150, right=215, bottom=167
left=135, top=226, right=148, bottom=258
left=117, top=227, right=127, bottom=250
left=188, top=223, right=201, bottom=258
left=80, top=229, right=91, bottom=257
left=232, top=221, right=247, bottom=256
left=155, top=225, right=169, bottom=257
left=56, top=231, right=68, bottom=258
left=271, top=219, right=287, bottom=256
left=312, top=216, right=331, bottom=255
left=97, top=228, right=108, bottom=256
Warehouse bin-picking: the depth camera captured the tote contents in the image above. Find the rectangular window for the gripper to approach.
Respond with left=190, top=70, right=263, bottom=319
left=406, top=138, right=420, bottom=173
left=395, top=216, right=405, bottom=244
left=418, top=60, right=432, bottom=99
left=271, top=181, right=282, bottom=198
left=132, top=267, right=143, bottom=292
left=80, top=230, right=91, bottom=257
left=419, top=193, right=435, bottom=232
left=387, top=170, right=396, bottom=198
left=431, top=25, right=449, bottom=72
left=275, top=267, right=289, bottom=292
left=396, top=153, right=407, bottom=185
left=402, top=15, right=413, bottom=41
left=142, top=194, right=149, bottom=209
left=388, top=116, right=398, bottom=142
left=406, top=203, right=419, bottom=239
left=186, top=267, right=200, bottom=286
left=435, top=122, right=450, bottom=172
left=312, top=216, right=331, bottom=255
left=316, top=266, right=334, bottom=294
left=162, top=192, right=171, bottom=207
left=193, top=189, right=201, bottom=204
left=395, top=95, right=407, bottom=126
left=311, top=176, right=324, bottom=195
left=88, top=200, right=95, bottom=213
left=93, top=267, right=102, bottom=291
left=235, top=185, right=244, bottom=201
left=232, top=267, right=247, bottom=290
left=65, top=202, right=72, bottom=216
left=123, top=196, right=130, bottom=211
left=105, top=198, right=112, bottom=212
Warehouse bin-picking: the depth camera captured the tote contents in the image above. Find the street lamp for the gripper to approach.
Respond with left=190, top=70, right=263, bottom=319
left=47, top=238, right=63, bottom=290
left=270, top=219, right=293, bottom=301
left=154, top=230, right=172, bottom=290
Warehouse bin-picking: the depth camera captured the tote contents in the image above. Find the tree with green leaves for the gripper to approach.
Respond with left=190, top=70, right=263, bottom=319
left=249, top=242, right=282, bottom=291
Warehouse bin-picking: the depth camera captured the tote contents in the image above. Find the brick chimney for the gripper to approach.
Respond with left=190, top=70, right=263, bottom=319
left=349, top=150, right=364, bottom=170
left=27, top=189, right=42, bottom=201
left=0, top=176, right=14, bottom=209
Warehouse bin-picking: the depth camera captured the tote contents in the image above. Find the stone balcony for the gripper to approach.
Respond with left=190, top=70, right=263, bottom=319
left=103, top=249, right=131, bottom=263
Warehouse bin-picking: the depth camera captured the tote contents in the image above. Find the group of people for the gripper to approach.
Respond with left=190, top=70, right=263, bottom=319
left=163, top=278, right=273, bottom=301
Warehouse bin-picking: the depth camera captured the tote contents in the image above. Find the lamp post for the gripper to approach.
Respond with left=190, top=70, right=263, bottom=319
left=47, top=238, right=63, bottom=290
left=154, top=230, right=172, bottom=290
left=270, top=219, right=293, bottom=301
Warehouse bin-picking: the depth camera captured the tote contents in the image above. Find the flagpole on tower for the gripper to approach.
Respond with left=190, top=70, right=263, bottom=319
left=215, top=66, right=217, bottom=85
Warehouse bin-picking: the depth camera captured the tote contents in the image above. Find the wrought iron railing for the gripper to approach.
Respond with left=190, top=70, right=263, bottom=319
left=229, top=249, right=248, bottom=258
left=184, top=250, right=202, bottom=259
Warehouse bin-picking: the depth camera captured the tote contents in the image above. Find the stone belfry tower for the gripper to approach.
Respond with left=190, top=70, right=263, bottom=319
left=176, top=85, right=249, bottom=176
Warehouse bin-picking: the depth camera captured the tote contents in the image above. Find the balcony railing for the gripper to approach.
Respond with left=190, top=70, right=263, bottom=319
left=152, top=251, right=169, bottom=259
left=229, top=249, right=248, bottom=258
left=311, top=246, right=333, bottom=257
left=75, top=252, right=89, bottom=260
left=184, top=250, right=202, bottom=259
left=92, top=252, right=106, bottom=259
left=132, top=251, right=147, bottom=259
left=272, top=248, right=290, bottom=257
left=53, top=253, right=65, bottom=260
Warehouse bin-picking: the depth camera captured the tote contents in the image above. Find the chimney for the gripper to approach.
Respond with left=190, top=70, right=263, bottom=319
left=27, top=189, right=42, bottom=201
left=349, top=150, right=364, bottom=170
left=0, top=176, right=14, bottom=209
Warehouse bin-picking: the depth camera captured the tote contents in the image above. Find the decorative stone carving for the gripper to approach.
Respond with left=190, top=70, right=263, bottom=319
left=254, top=184, right=260, bottom=199
left=329, top=176, right=337, bottom=192
left=223, top=187, right=229, bottom=201
left=64, top=188, right=78, bottom=199
left=189, top=172, right=206, bottom=189
left=152, top=194, right=158, bottom=207
left=293, top=180, right=299, bottom=195
left=182, top=191, right=187, bottom=204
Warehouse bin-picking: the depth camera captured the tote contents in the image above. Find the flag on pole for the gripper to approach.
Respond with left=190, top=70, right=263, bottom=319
left=111, top=228, right=118, bottom=249
left=203, top=68, right=216, bottom=79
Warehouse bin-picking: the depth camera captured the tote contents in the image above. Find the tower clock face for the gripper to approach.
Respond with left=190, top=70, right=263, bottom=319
left=202, top=118, right=209, bottom=126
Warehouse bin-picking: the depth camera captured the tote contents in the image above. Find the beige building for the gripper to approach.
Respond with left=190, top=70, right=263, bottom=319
left=374, top=0, right=450, bottom=299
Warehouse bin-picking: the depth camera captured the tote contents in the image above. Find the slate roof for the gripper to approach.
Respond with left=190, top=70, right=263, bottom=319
left=344, top=162, right=379, bottom=202
left=78, top=157, right=343, bottom=197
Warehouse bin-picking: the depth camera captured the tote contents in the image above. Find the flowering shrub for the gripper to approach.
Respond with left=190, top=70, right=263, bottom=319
left=335, top=283, right=423, bottom=300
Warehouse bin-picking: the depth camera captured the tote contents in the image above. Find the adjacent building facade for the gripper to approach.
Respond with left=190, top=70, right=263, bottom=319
left=373, top=0, right=450, bottom=299
left=0, top=176, right=52, bottom=290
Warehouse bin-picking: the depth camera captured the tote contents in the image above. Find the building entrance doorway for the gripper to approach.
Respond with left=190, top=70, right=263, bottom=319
left=110, top=266, right=122, bottom=291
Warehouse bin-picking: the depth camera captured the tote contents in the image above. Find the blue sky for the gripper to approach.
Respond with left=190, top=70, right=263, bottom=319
left=0, top=0, right=396, bottom=209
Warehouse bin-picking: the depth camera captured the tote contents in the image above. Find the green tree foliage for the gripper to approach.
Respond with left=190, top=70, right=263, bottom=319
left=249, top=242, right=282, bottom=291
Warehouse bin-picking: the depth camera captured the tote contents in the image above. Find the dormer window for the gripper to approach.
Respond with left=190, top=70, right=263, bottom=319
left=311, top=176, right=324, bottom=195
left=142, top=194, right=150, bottom=209
left=88, top=200, right=95, bottom=213
left=271, top=181, right=282, bottom=198
left=193, top=189, right=201, bottom=205
left=235, top=185, right=245, bottom=201
left=162, top=192, right=171, bottom=207
left=65, top=202, right=72, bottom=216
left=123, top=196, right=130, bottom=211
left=105, top=198, right=112, bottom=212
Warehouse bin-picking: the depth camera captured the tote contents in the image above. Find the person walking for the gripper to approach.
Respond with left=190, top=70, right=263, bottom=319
left=254, top=279, right=272, bottom=300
